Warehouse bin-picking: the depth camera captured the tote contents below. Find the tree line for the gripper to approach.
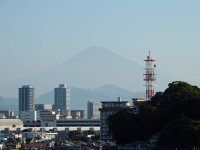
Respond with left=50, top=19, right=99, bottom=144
left=107, top=81, right=200, bottom=149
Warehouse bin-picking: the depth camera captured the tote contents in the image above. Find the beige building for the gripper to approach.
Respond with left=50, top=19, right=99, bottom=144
left=40, top=110, right=60, bottom=121
left=0, top=119, right=23, bottom=130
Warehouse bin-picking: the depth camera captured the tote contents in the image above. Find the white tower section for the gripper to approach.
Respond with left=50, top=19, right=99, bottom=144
left=144, top=51, right=156, bottom=100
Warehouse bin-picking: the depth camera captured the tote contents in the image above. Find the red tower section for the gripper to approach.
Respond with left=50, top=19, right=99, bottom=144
left=144, top=51, right=156, bottom=100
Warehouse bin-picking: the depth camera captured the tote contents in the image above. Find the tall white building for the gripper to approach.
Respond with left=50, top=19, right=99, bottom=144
left=87, top=101, right=100, bottom=119
left=99, top=98, right=131, bottom=142
left=54, top=84, right=70, bottom=116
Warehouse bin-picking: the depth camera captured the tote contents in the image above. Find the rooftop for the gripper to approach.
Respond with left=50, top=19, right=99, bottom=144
left=22, top=85, right=33, bottom=88
left=0, top=119, right=23, bottom=126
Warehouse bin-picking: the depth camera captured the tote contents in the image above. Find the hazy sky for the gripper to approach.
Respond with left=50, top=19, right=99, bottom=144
left=0, top=0, right=200, bottom=86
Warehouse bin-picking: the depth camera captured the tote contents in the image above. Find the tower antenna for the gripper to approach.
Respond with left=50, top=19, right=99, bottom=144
left=144, top=51, right=156, bottom=100
left=149, top=50, right=151, bottom=58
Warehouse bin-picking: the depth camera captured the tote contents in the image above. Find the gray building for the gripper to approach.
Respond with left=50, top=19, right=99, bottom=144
left=19, top=85, right=35, bottom=117
left=87, top=101, right=100, bottom=119
left=54, top=84, right=70, bottom=116
left=35, top=104, right=53, bottom=110
left=35, top=104, right=53, bottom=119
left=71, top=110, right=87, bottom=119
left=99, top=98, right=131, bottom=142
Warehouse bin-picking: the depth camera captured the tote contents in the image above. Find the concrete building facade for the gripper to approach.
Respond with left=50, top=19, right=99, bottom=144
left=35, top=104, right=52, bottom=110
left=19, top=85, right=35, bottom=118
left=71, top=111, right=80, bottom=119
left=35, top=104, right=53, bottom=120
left=87, top=101, right=100, bottom=119
left=40, top=110, right=60, bottom=122
left=54, top=84, right=70, bottom=116
left=71, top=110, right=87, bottom=119
left=20, top=111, right=37, bottom=122
left=99, top=99, right=131, bottom=142
left=0, top=119, right=23, bottom=130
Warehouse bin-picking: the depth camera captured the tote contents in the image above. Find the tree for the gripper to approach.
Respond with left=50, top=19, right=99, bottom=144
left=157, top=115, right=200, bottom=149
left=107, top=81, right=200, bottom=149
left=162, top=81, right=200, bottom=101
left=107, top=109, right=136, bottom=144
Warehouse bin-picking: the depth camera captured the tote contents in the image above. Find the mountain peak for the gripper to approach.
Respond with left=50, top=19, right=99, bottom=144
left=81, top=46, right=111, bottom=53
left=73, top=46, right=117, bottom=59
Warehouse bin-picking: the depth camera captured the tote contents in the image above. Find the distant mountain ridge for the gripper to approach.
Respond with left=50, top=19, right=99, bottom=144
left=0, top=96, right=18, bottom=115
left=93, top=84, right=137, bottom=97
left=0, top=84, right=145, bottom=113
left=36, top=84, right=145, bottom=110
left=0, top=46, right=176, bottom=98
left=0, top=46, right=143, bottom=97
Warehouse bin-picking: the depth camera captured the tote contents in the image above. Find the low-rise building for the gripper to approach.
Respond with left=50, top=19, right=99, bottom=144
left=40, top=110, right=60, bottom=122
left=0, top=119, right=23, bottom=130
left=71, top=111, right=81, bottom=119
left=132, top=98, right=146, bottom=114
left=71, top=110, right=87, bottom=119
left=99, top=98, right=131, bottom=142
left=35, top=104, right=53, bottom=110
left=20, top=111, right=37, bottom=122
left=35, top=104, right=53, bottom=119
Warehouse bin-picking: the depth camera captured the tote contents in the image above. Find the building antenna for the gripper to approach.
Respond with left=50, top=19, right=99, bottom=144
left=149, top=50, right=151, bottom=59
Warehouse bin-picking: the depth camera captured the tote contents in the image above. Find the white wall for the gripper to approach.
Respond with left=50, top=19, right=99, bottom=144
left=20, top=111, right=37, bottom=122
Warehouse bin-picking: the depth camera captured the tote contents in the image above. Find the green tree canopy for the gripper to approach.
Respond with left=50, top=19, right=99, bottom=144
left=163, top=81, right=200, bottom=100
left=107, top=81, right=200, bottom=149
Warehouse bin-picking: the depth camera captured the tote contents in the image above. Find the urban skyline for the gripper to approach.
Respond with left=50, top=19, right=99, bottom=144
left=1, top=1, right=199, bottom=149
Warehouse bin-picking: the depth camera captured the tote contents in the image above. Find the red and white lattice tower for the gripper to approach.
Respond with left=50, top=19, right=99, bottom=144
left=144, top=51, right=156, bottom=100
